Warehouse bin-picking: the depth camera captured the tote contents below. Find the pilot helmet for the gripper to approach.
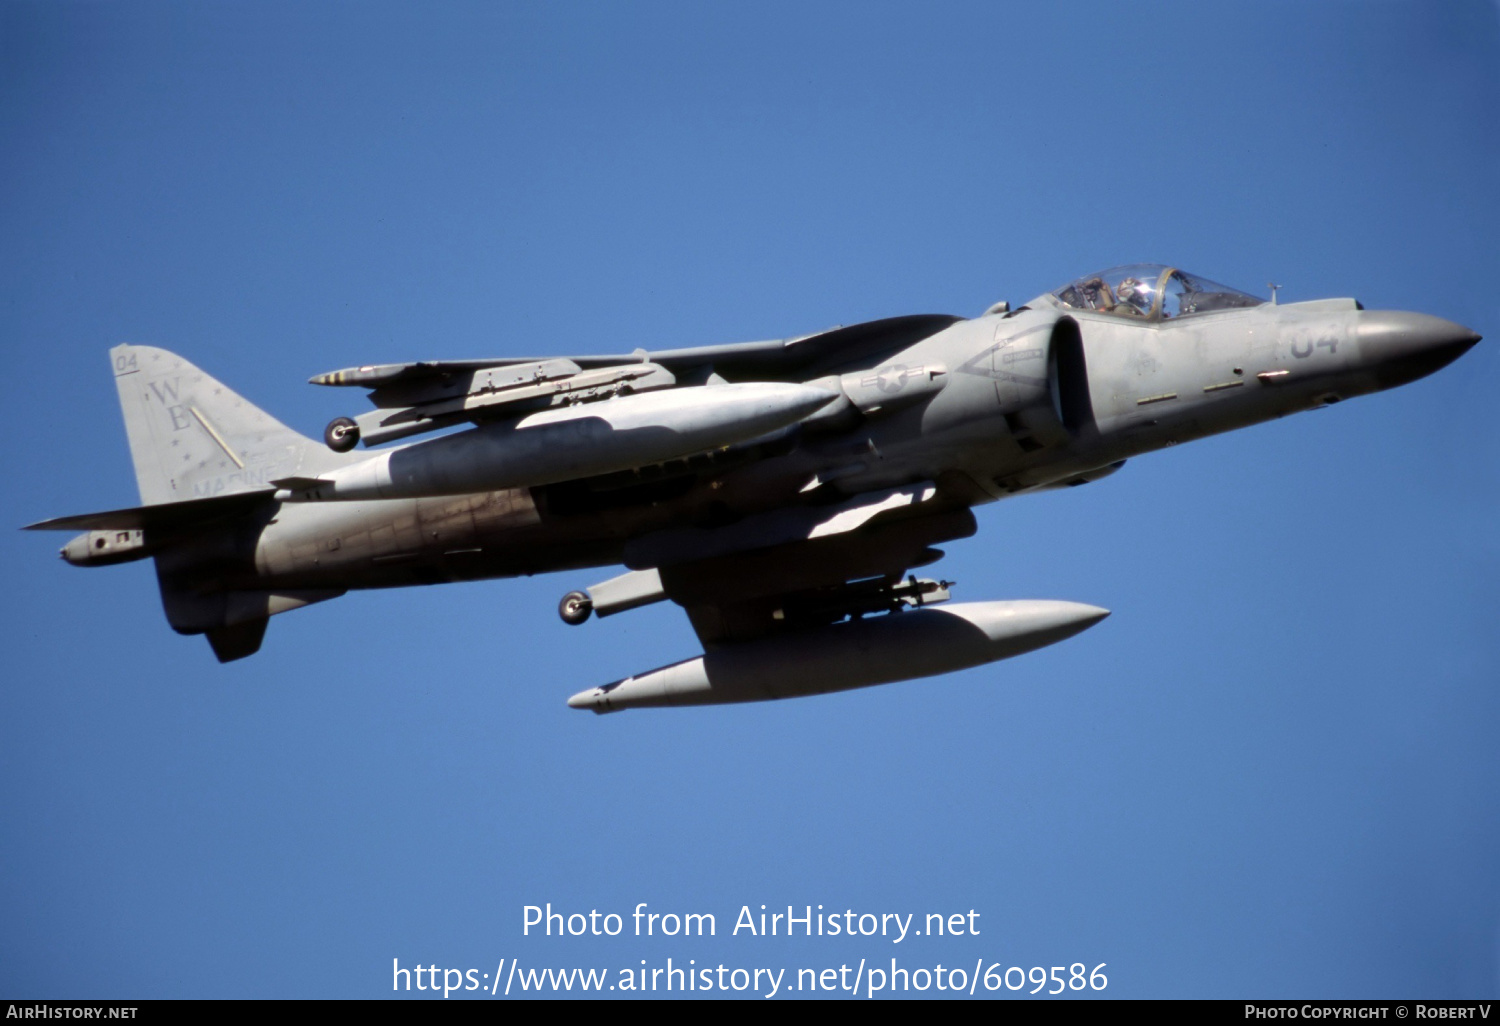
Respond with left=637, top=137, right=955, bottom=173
left=1078, top=278, right=1108, bottom=308
left=1117, top=276, right=1151, bottom=313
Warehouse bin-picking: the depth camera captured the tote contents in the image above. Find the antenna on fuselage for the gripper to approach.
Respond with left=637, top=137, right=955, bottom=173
left=1268, top=282, right=1281, bottom=306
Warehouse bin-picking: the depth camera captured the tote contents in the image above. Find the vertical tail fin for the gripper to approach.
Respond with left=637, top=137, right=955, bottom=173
left=106, top=345, right=358, bottom=662
left=111, top=344, right=352, bottom=505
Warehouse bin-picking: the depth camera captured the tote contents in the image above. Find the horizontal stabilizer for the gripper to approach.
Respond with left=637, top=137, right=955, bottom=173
left=24, top=489, right=275, bottom=532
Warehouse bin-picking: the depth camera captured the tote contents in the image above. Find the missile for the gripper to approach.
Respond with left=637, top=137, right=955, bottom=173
left=566, top=599, right=1109, bottom=713
left=276, top=382, right=836, bottom=502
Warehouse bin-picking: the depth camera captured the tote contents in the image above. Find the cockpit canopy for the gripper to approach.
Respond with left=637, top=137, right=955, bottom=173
left=1052, top=265, right=1264, bottom=321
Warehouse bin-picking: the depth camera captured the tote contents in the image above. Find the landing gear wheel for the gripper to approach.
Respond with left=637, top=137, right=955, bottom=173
left=324, top=417, right=360, bottom=452
left=558, top=590, right=593, bottom=625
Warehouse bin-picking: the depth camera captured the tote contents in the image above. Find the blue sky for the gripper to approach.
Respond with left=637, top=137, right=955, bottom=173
left=3, top=0, right=1498, bottom=999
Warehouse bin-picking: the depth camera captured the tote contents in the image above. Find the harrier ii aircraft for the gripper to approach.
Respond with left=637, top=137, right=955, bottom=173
left=28, top=265, right=1480, bottom=712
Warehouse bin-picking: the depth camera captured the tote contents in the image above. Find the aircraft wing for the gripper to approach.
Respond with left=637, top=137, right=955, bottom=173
left=307, top=313, right=963, bottom=448
left=615, top=481, right=977, bottom=645
left=309, top=314, right=961, bottom=388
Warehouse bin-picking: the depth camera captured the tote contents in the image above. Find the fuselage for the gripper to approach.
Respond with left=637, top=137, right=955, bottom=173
left=201, top=283, right=1476, bottom=598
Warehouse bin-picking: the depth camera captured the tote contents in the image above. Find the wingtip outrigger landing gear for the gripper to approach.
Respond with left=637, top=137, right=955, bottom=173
left=559, top=590, right=593, bottom=625
left=557, top=570, right=664, bottom=627
left=324, top=417, right=360, bottom=452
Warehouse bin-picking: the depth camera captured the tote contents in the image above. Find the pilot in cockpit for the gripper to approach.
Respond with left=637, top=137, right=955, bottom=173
left=1115, top=276, right=1154, bottom=317
left=1073, top=277, right=1113, bottom=311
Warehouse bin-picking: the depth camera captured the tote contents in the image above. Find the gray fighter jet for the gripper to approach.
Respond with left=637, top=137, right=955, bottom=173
left=28, top=265, right=1479, bottom=712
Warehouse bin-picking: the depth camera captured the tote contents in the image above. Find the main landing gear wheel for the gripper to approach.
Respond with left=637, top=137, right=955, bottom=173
left=324, top=417, right=360, bottom=452
left=558, top=590, right=593, bottom=625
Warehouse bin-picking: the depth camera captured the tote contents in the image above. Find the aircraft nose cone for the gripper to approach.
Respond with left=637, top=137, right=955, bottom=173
left=1357, top=311, right=1481, bottom=389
